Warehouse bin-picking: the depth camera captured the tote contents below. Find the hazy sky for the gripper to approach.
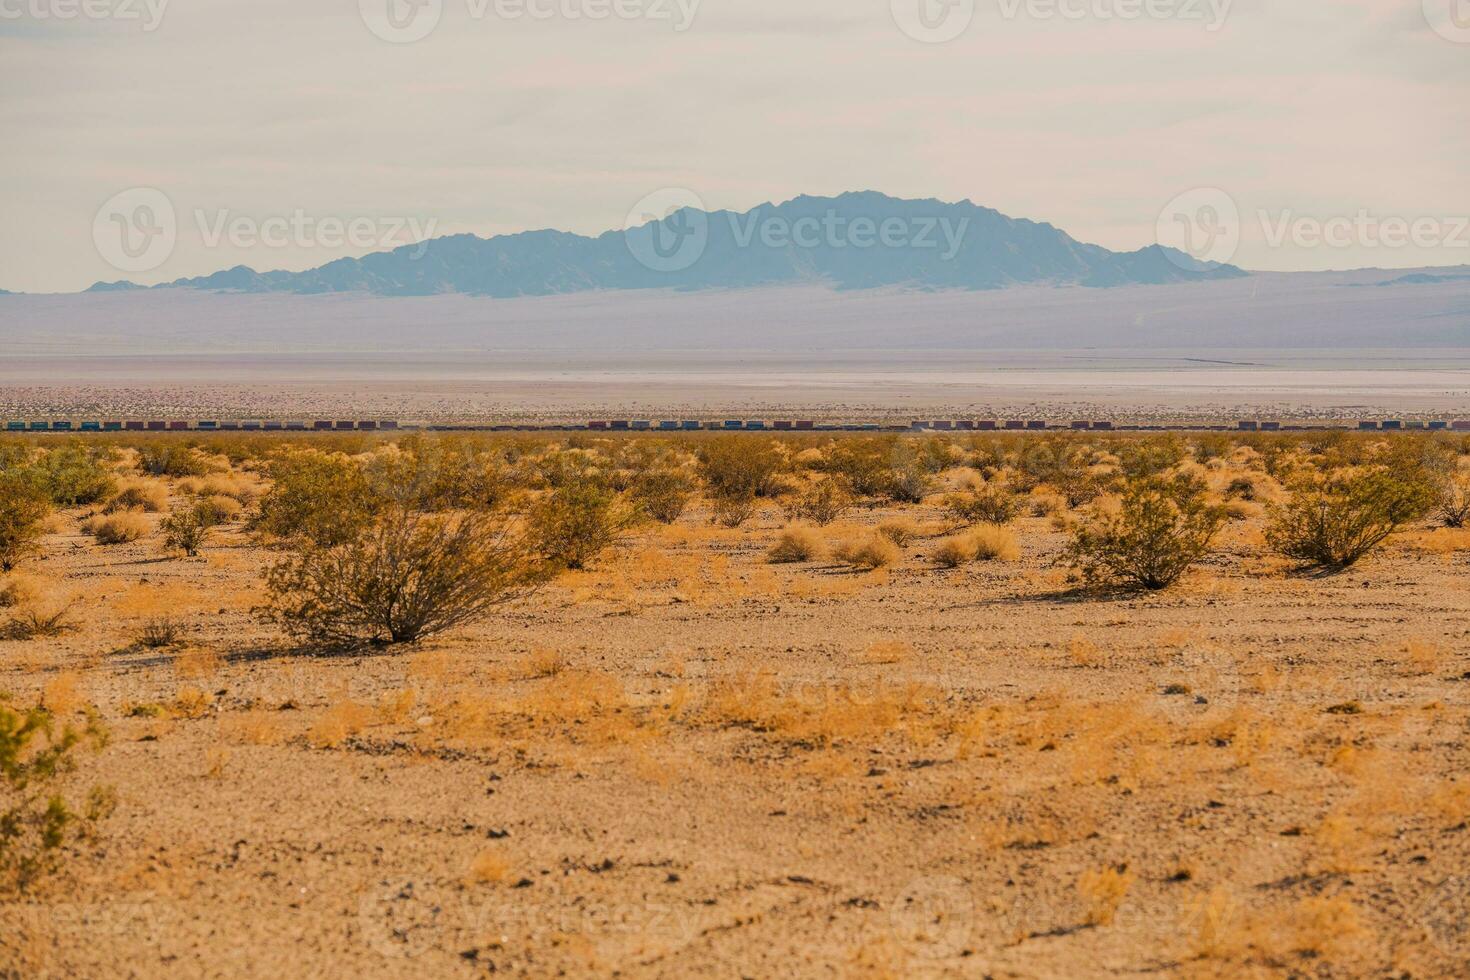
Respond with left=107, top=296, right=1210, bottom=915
left=2, top=0, right=1468, bottom=293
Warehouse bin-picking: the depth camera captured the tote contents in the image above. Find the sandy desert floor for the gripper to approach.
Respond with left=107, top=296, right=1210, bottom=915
left=3, top=435, right=1470, bottom=978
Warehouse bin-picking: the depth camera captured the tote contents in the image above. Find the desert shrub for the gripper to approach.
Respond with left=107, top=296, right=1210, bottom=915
left=254, top=452, right=376, bottom=547
left=85, top=512, right=150, bottom=546
left=831, top=534, right=901, bottom=570
left=882, top=463, right=933, bottom=504
left=0, top=576, right=37, bottom=609
left=105, top=480, right=168, bottom=514
left=1225, top=476, right=1260, bottom=501
left=818, top=439, right=895, bottom=497
left=34, top=445, right=115, bottom=507
left=136, top=444, right=211, bottom=479
left=265, top=507, right=541, bottom=645
left=1068, top=476, right=1226, bottom=590
left=1117, top=435, right=1188, bottom=480
left=136, top=616, right=183, bottom=648
left=1, top=605, right=75, bottom=641
left=0, top=703, right=111, bottom=892
left=932, top=536, right=975, bottom=568
left=970, top=524, right=1021, bottom=561
left=698, top=437, right=787, bottom=500
left=711, top=492, right=759, bottom=529
left=160, top=506, right=210, bottom=556
left=367, top=439, right=510, bottom=512
left=1266, top=469, right=1436, bottom=569
left=877, top=520, right=918, bottom=547
left=632, top=470, right=695, bottom=524
left=944, top=486, right=1020, bottom=527
left=197, top=476, right=256, bottom=506
left=1435, top=473, right=1470, bottom=528
left=0, top=471, right=51, bottom=572
left=194, top=494, right=242, bottom=525
left=768, top=526, right=823, bottom=564
left=783, top=479, right=854, bottom=526
left=529, top=481, right=632, bottom=570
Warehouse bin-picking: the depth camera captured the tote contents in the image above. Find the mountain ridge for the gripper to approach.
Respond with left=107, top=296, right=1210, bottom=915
left=82, top=191, right=1248, bottom=297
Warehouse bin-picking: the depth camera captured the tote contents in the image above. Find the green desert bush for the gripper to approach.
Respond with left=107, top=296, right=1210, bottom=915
left=1435, top=472, right=1470, bottom=528
left=135, top=444, right=211, bottom=479
left=0, top=471, right=51, bottom=572
left=265, top=506, right=542, bottom=645
left=35, top=445, right=116, bottom=507
left=161, top=506, right=211, bottom=556
left=1266, top=469, right=1436, bottom=569
left=632, top=469, right=696, bottom=525
left=254, top=452, right=376, bottom=547
left=0, top=702, right=112, bottom=892
left=697, top=437, right=787, bottom=501
left=1069, top=476, right=1226, bottom=590
left=944, top=486, right=1021, bottom=527
left=529, top=480, right=633, bottom=570
left=783, top=478, right=854, bottom=527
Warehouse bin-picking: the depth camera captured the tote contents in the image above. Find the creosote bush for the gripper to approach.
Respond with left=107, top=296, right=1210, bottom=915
left=1266, top=469, right=1436, bottom=569
left=783, top=479, right=854, bottom=526
left=632, top=469, right=696, bottom=525
left=0, top=471, right=51, bottom=572
left=530, top=481, right=632, bottom=570
left=161, top=506, right=211, bottom=556
left=0, top=702, right=112, bottom=892
left=1069, top=475, right=1226, bottom=590
left=944, top=486, right=1020, bottom=527
left=254, top=452, right=376, bottom=547
left=266, top=506, right=543, bottom=645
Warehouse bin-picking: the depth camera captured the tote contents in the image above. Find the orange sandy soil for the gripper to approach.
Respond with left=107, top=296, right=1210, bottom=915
left=4, top=492, right=1470, bottom=978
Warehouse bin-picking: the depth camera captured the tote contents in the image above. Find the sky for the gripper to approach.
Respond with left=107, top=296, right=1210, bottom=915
left=2, top=0, right=1468, bottom=293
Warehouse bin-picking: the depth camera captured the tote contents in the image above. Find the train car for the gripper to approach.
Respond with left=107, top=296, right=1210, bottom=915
left=772, top=420, right=793, bottom=431
left=1071, top=421, right=1090, bottom=430
left=682, top=421, right=701, bottom=431
left=1091, top=421, right=1114, bottom=431
left=168, top=421, right=189, bottom=431
left=1237, top=421, right=1258, bottom=431
left=588, top=421, right=610, bottom=431
left=628, top=420, right=651, bottom=431
left=1027, top=421, right=1047, bottom=431
left=721, top=420, right=743, bottom=430
left=79, top=421, right=100, bottom=431
left=610, top=421, right=631, bottom=431
left=745, top=421, right=766, bottom=430
left=333, top=421, right=354, bottom=431
left=4, top=421, right=24, bottom=431
left=145, top=420, right=165, bottom=431
left=125, top=421, right=146, bottom=431
left=103, top=421, right=122, bottom=431
left=380, top=421, right=399, bottom=430
left=197, top=421, right=219, bottom=431
left=658, top=420, right=680, bottom=431
left=1358, top=421, right=1379, bottom=431
left=313, top=421, right=333, bottom=431
left=52, top=421, right=73, bottom=431
left=1260, top=421, right=1281, bottom=432
left=975, top=421, right=998, bottom=431
left=932, top=420, right=954, bottom=431
left=1381, top=420, right=1404, bottom=431
left=1003, top=420, right=1026, bottom=431
left=28, top=421, right=50, bottom=431
left=264, top=421, right=283, bottom=431
left=286, top=421, right=306, bottom=431
left=794, top=420, right=815, bottom=431
left=357, top=421, right=378, bottom=431
left=1430, top=421, right=1449, bottom=431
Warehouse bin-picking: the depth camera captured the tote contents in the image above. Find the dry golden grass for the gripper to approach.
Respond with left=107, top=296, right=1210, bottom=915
left=84, top=512, right=151, bottom=545
left=970, top=524, right=1020, bottom=561
left=1077, top=866, right=1134, bottom=926
left=107, top=479, right=170, bottom=514
left=768, top=526, right=823, bottom=564
left=831, top=534, right=901, bottom=570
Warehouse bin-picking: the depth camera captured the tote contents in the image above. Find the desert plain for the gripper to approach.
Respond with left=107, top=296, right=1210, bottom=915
left=1, top=427, right=1469, bottom=980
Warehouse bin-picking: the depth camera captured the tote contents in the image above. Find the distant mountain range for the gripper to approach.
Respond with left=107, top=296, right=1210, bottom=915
left=76, top=192, right=1247, bottom=298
